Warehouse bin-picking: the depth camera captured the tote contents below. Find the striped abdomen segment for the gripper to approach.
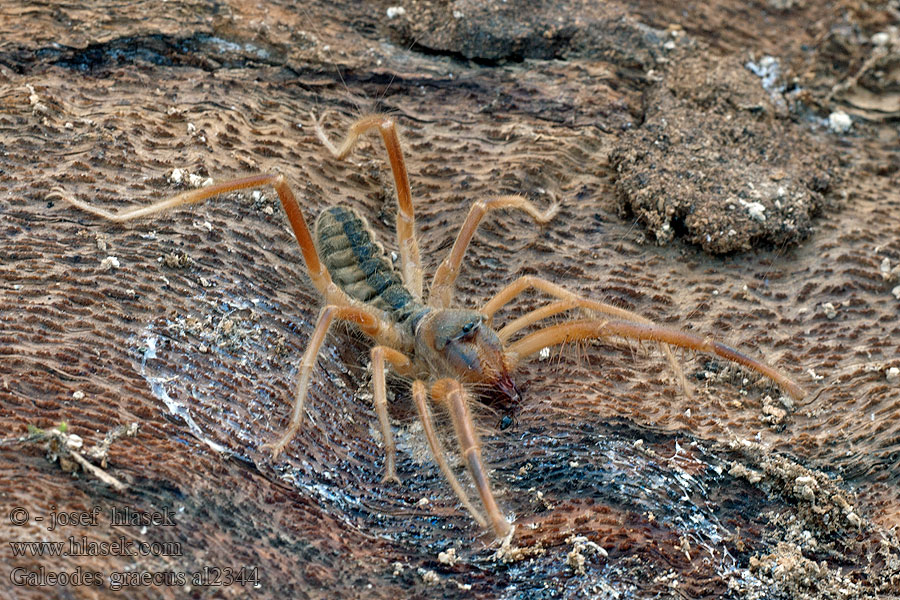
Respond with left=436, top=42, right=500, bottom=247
left=315, top=206, right=426, bottom=328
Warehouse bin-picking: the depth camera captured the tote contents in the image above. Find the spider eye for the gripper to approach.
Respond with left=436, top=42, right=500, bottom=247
left=453, top=319, right=480, bottom=343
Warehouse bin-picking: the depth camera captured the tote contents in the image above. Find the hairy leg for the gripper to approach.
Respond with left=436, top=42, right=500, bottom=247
left=506, top=318, right=807, bottom=401
left=262, top=304, right=392, bottom=458
left=429, top=195, right=559, bottom=308
left=496, top=300, right=574, bottom=343
left=482, top=275, right=688, bottom=395
left=51, top=173, right=350, bottom=302
left=410, top=380, right=488, bottom=528
left=484, top=275, right=665, bottom=328
left=313, top=112, right=423, bottom=299
left=370, top=345, right=413, bottom=483
left=432, top=379, right=512, bottom=538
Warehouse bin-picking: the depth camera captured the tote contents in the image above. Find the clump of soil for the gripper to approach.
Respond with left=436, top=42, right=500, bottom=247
left=727, top=439, right=900, bottom=599
left=611, top=54, right=838, bottom=254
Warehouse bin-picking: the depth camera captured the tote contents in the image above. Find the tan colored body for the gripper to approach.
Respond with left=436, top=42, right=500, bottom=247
left=54, top=112, right=806, bottom=539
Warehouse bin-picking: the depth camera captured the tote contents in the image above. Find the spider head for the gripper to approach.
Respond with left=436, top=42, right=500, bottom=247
left=416, top=309, right=519, bottom=403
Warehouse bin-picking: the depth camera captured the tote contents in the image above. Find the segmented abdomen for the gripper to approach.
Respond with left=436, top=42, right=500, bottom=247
left=315, top=206, right=426, bottom=329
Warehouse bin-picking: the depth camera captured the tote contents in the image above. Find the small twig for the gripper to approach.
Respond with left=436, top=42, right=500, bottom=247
left=18, top=422, right=139, bottom=491
left=827, top=46, right=887, bottom=103
left=85, top=422, right=140, bottom=467
left=69, top=449, right=127, bottom=491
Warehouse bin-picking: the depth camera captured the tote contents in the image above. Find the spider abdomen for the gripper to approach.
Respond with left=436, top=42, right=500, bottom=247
left=315, top=206, right=427, bottom=329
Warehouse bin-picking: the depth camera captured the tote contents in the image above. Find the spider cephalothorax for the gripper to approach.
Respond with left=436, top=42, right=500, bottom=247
left=57, top=112, right=807, bottom=539
left=415, top=309, right=520, bottom=403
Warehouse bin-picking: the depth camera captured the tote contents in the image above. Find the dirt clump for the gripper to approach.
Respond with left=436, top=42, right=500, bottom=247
left=612, top=54, right=838, bottom=254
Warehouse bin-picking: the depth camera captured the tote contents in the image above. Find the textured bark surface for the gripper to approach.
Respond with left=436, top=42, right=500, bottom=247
left=2, top=1, right=899, bottom=598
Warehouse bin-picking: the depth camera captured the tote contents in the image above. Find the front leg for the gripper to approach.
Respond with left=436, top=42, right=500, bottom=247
left=432, top=379, right=512, bottom=538
left=410, top=380, right=488, bottom=529
left=506, top=318, right=807, bottom=401
left=482, top=275, right=689, bottom=395
left=429, top=196, right=559, bottom=308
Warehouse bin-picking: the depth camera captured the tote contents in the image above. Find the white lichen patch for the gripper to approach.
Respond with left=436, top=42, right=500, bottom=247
left=678, top=536, right=692, bottom=561
left=438, top=547, right=458, bottom=566
left=565, top=535, right=608, bottom=575
left=100, top=255, right=120, bottom=270
left=728, top=439, right=868, bottom=532
left=566, top=545, right=586, bottom=575
left=189, top=173, right=214, bottom=188
left=169, top=168, right=214, bottom=188
left=828, top=111, right=853, bottom=133
left=761, top=395, right=789, bottom=426
left=418, top=568, right=439, bottom=585
left=871, top=31, right=891, bottom=46
left=746, top=55, right=781, bottom=92
left=729, top=461, right=764, bottom=484
left=720, top=440, right=892, bottom=598
left=880, top=257, right=891, bottom=279
left=386, top=5, right=406, bottom=18
left=886, top=367, right=899, bottom=383
left=793, top=475, right=818, bottom=503
left=493, top=526, right=546, bottom=563
left=749, top=541, right=865, bottom=600
left=738, top=198, right=767, bottom=222
left=25, top=83, right=49, bottom=115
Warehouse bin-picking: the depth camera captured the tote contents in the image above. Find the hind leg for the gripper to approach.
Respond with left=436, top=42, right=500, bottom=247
left=263, top=305, right=393, bottom=458
left=313, top=113, right=423, bottom=300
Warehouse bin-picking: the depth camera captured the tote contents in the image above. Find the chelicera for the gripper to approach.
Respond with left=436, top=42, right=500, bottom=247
left=55, top=113, right=806, bottom=538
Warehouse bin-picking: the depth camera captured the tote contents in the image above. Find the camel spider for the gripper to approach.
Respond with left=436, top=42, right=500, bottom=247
left=55, top=113, right=806, bottom=538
